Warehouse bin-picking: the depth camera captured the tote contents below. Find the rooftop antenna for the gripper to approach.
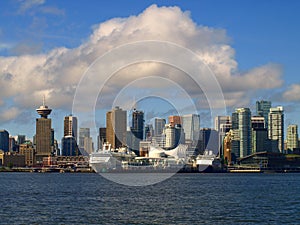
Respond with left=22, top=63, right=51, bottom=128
left=43, top=95, right=45, bottom=106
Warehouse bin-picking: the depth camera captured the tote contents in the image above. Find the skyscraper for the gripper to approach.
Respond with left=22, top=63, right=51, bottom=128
left=181, top=114, right=200, bottom=142
left=287, top=124, right=298, bottom=151
left=232, top=108, right=252, bottom=158
left=154, top=118, right=166, bottom=136
left=106, top=106, right=127, bottom=149
left=130, top=109, right=144, bottom=154
left=251, top=116, right=269, bottom=153
left=79, top=128, right=90, bottom=153
left=97, top=127, right=106, bottom=151
left=35, top=99, right=52, bottom=162
left=214, top=116, right=232, bottom=156
left=256, top=100, right=271, bottom=128
left=164, top=124, right=185, bottom=149
left=0, top=130, right=9, bottom=152
left=168, top=115, right=181, bottom=127
left=268, top=106, right=284, bottom=153
left=64, top=115, right=78, bottom=141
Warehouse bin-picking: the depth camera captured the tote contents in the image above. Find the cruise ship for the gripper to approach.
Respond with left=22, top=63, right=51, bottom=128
left=196, top=150, right=221, bottom=172
left=89, top=143, right=188, bottom=173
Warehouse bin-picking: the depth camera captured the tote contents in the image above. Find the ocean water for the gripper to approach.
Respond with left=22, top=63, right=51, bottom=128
left=0, top=172, right=300, bottom=224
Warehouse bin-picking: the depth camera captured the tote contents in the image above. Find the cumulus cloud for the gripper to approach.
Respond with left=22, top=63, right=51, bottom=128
left=0, top=4, right=284, bottom=123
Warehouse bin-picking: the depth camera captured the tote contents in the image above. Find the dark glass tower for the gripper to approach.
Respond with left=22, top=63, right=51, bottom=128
left=130, top=109, right=144, bottom=155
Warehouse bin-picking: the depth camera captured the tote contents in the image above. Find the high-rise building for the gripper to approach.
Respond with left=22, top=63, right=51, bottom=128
left=256, top=100, right=271, bottom=128
left=154, top=118, right=166, bottom=136
left=199, top=128, right=219, bottom=154
left=97, top=127, right=106, bottom=151
left=9, top=136, right=17, bottom=152
left=181, top=114, right=200, bottom=142
left=79, top=128, right=90, bottom=154
left=251, top=116, right=265, bottom=129
left=35, top=100, right=52, bottom=162
left=231, top=108, right=252, bottom=158
left=168, top=115, right=181, bottom=127
left=17, top=135, right=26, bottom=145
left=130, top=109, right=144, bottom=155
left=0, top=130, right=9, bottom=152
left=61, top=136, right=79, bottom=156
left=287, top=124, right=298, bottom=151
left=251, top=116, right=269, bottom=153
left=19, top=141, right=35, bottom=166
left=164, top=124, right=185, bottom=149
left=268, top=106, right=284, bottom=153
left=144, top=124, right=153, bottom=141
left=106, top=106, right=127, bottom=149
left=64, top=115, right=78, bottom=141
left=214, top=116, right=232, bottom=156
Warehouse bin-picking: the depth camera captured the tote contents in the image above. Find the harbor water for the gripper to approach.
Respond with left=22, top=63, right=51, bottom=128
left=0, top=172, right=300, bottom=224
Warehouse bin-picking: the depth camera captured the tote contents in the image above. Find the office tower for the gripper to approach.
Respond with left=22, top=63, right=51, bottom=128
left=97, top=127, right=106, bottom=151
left=268, top=106, right=284, bottom=153
left=215, top=116, right=232, bottom=156
left=256, top=100, right=271, bottom=128
left=36, top=100, right=52, bottom=162
left=130, top=109, right=144, bottom=154
left=79, top=128, right=90, bottom=153
left=287, top=124, right=298, bottom=151
left=199, top=128, right=219, bottom=154
left=251, top=116, right=265, bottom=129
left=106, top=106, right=127, bottom=149
left=251, top=116, right=269, bottom=153
left=64, top=115, right=78, bottom=141
left=84, top=137, right=94, bottom=154
left=164, top=124, right=185, bottom=149
left=154, top=118, right=166, bottom=136
left=17, top=135, right=26, bottom=145
left=9, top=136, right=17, bottom=151
left=61, top=136, right=79, bottom=156
left=231, top=108, right=252, bottom=158
left=145, top=124, right=153, bottom=141
left=181, top=114, right=200, bottom=142
left=0, top=130, right=9, bottom=152
left=168, top=115, right=181, bottom=127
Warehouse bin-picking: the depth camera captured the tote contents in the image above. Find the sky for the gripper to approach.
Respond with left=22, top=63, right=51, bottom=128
left=0, top=0, right=300, bottom=143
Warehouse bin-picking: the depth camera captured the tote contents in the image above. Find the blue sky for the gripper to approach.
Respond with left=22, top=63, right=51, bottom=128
left=0, top=0, right=300, bottom=142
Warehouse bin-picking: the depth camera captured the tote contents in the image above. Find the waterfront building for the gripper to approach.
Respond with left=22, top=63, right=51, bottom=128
left=106, top=106, right=127, bottom=149
left=19, top=141, right=35, bottom=166
left=181, top=114, right=200, bottom=142
left=0, top=150, right=25, bottom=167
left=139, top=141, right=151, bottom=157
left=287, top=124, right=299, bottom=152
left=64, top=115, right=78, bottom=142
left=256, top=100, right=272, bottom=128
left=154, top=118, right=166, bottom=136
left=231, top=108, right=252, bottom=158
left=268, top=106, right=284, bottom=153
left=35, top=99, right=53, bottom=163
left=0, top=130, right=9, bottom=152
left=168, top=115, right=181, bottom=127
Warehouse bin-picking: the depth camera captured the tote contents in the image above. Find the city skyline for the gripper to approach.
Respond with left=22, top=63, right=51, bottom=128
left=0, top=1, right=300, bottom=141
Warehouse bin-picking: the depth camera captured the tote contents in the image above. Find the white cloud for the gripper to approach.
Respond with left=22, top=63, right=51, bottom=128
left=18, top=0, right=46, bottom=13
left=283, top=84, right=300, bottom=102
left=0, top=4, right=284, bottom=123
